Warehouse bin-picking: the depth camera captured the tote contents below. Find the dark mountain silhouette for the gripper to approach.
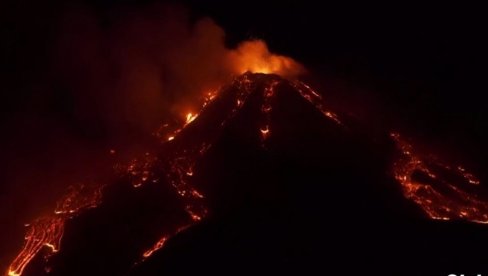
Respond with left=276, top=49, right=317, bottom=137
left=16, top=73, right=488, bottom=276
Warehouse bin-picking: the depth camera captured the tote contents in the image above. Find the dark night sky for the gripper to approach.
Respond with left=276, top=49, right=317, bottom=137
left=1, top=0, right=487, bottom=273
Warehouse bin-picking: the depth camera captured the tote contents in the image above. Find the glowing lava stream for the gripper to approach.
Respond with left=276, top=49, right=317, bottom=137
left=6, top=87, right=220, bottom=276
left=7, top=184, right=103, bottom=276
left=136, top=73, right=256, bottom=263
left=291, top=81, right=342, bottom=125
left=391, top=133, right=488, bottom=223
left=259, top=80, right=279, bottom=145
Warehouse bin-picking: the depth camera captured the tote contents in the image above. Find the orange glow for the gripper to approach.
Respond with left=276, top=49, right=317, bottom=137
left=185, top=112, right=198, bottom=125
left=7, top=217, right=64, bottom=276
left=258, top=80, right=279, bottom=146
left=155, top=91, right=220, bottom=144
left=291, top=81, right=342, bottom=125
left=7, top=73, right=354, bottom=276
left=391, top=132, right=488, bottom=223
left=260, top=126, right=270, bottom=140
left=457, top=166, right=480, bottom=185
left=8, top=73, right=373, bottom=275
left=7, top=184, right=103, bottom=276
left=142, top=236, right=168, bottom=258
left=202, top=91, right=218, bottom=108
left=126, top=154, right=158, bottom=188
left=228, top=40, right=304, bottom=78
left=190, top=189, right=204, bottom=199
left=139, top=224, right=193, bottom=263
left=187, top=210, right=202, bottom=221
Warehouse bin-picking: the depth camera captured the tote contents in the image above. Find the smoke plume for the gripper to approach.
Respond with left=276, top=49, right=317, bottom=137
left=52, top=4, right=304, bottom=137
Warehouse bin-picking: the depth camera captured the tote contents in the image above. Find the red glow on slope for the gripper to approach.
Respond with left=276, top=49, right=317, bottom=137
left=185, top=113, right=198, bottom=125
left=8, top=71, right=488, bottom=276
left=142, top=237, right=168, bottom=258
left=7, top=184, right=103, bottom=276
left=391, top=132, right=488, bottom=223
left=6, top=73, right=344, bottom=275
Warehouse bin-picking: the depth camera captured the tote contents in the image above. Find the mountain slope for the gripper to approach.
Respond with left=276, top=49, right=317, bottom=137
left=10, top=73, right=488, bottom=276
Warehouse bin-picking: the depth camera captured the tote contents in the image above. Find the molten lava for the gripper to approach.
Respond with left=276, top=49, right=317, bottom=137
left=142, top=236, right=167, bottom=259
left=259, top=79, right=279, bottom=144
left=7, top=184, right=103, bottom=276
left=391, top=132, right=488, bottom=223
left=7, top=69, right=488, bottom=275
left=185, top=112, right=198, bottom=125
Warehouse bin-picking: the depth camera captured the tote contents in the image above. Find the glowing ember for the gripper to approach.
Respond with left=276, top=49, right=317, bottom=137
left=185, top=112, right=198, bottom=125
left=202, top=91, right=218, bottom=108
left=260, top=126, right=270, bottom=140
left=54, top=184, right=103, bottom=215
left=259, top=80, right=279, bottom=145
left=142, top=236, right=168, bottom=258
left=138, top=224, right=191, bottom=263
left=391, top=132, right=488, bottom=223
left=291, top=80, right=342, bottom=125
left=126, top=153, right=158, bottom=188
left=186, top=206, right=204, bottom=221
left=457, top=166, right=480, bottom=185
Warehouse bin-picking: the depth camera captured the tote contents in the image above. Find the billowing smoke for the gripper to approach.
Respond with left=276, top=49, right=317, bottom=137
left=52, top=4, right=304, bottom=138
left=228, top=40, right=305, bottom=78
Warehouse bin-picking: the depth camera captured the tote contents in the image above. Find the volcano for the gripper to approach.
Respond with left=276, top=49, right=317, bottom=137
left=7, top=73, right=488, bottom=276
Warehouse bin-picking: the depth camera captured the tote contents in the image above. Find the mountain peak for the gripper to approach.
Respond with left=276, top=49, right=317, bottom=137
left=7, top=73, right=488, bottom=276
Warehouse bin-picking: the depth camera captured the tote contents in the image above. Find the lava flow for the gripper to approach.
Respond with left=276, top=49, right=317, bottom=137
left=7, top=62, right=488, bottom=275
left=5, top=35, right=307, bottom=276
left=5, top=67, right=342, bottom=275
left=391, top=132, right=488, bottom=223
left=7, top=184, right=103, bottom=276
